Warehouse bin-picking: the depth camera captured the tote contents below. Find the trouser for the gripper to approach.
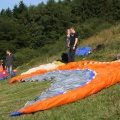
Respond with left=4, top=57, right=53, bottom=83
left=6, top=65, right=12, bottom=77
left=69, top=45, right=77, bottom=62
left=67, top=48, right=71, bottom=62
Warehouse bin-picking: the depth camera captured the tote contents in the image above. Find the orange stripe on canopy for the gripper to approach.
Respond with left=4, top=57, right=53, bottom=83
left=10, top=60, right=120, bottom=84
left=18, top=61, right=120, bottom=113
left=9, top=60, right=120, bottom=115
left=0, top=65, right=3, bottom=72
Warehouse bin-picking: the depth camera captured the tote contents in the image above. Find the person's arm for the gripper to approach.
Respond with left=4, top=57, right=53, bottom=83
left=73, top=38, right=78, bottom=50
left=67, top=29, right=70, bottom=37
left=73, top=38, right=78, bottom=47
left=73, top=33, right=78, bottom=50
left=68, top=40, right=70, bottom=48
left=12, top=55, right=16, bottom=61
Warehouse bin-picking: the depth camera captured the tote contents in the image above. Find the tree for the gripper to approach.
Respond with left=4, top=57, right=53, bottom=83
left=5, top=8, right=12, bottom=17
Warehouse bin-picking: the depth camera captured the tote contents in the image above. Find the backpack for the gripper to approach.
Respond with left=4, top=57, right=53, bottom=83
left=61, top=53, right=68, bottom=63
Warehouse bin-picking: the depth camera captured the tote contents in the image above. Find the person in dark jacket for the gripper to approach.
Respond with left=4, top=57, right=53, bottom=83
left=68, top=27, right=78, bottom=62
left=5, top=50, right=16, bottom=77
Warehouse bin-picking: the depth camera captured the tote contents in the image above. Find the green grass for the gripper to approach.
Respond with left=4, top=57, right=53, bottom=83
left=0, top=24, right=120, bottom=120
left=0, top=80, right=120, bottom=120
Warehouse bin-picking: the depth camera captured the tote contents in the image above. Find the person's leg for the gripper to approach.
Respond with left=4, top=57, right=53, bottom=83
left=71, top=50, right=74, bottom=62
left=9, top=65, right=13, bottom=77
left=6, top=66, right=10, bottom=77
left=70, top=46, right=73, bottom=62
left=70, top=46, right=76, bottom=62
left=67, top=48, right=71, bottom=62
left=69, top=47, right=73, bottom=62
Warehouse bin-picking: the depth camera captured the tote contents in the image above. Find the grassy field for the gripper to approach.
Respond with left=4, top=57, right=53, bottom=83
left=0, top=23, right=120, bottom=120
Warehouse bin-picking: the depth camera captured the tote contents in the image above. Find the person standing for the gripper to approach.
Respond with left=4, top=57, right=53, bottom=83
left=68, top=27, right=78, bottom=62
left=66, top=29, right=71, bottom=62
left=5, top=50, right=16, bottom=77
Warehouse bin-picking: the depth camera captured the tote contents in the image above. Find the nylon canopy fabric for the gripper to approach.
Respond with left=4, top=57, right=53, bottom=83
left=10, top=60, right=120, bottom=116
left=0, top=65, right=7, bottom=80
left=21, top=62, right=60, bottom=75
left=10, top=60, right=120, bottom=84
left=0, top=65, right=3, bottom=71
left=20, top=69, right=95, bottom=107
left=75, top=46, right=92, bottom=56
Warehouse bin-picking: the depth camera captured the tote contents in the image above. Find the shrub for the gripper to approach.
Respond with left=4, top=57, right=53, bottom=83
left=14, top=48, right=40, bottom=68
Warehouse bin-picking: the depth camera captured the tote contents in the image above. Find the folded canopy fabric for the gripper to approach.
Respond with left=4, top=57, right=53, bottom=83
left=75, top=46, right=92, bottom=56
left=10, top=60, right=120, bottom=116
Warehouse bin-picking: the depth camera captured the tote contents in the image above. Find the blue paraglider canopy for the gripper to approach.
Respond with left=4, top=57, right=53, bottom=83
left=75, top=46, right=92, bottom=56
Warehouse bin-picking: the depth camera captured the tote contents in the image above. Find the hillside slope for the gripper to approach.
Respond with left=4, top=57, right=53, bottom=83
left=0, top=24, right=120, bottom=120
left=76, top=23, right=120, bottom=62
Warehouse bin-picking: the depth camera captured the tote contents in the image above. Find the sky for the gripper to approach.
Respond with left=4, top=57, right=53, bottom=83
left=0, top=0, right=48, bottom=11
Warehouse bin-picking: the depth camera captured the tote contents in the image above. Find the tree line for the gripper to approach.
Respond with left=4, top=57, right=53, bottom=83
left=0, top=0, right=120, bottom=66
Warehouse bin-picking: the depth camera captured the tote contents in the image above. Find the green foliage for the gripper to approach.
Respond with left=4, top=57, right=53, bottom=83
left=0, top=14, right=120, bottom=120
left=0, top=41, right=16, bottom=60
left=0, top=0, right=120, bottom=67
left=77, top=18, right=112, bottom=39
left=14, top=48, right=39, bottom=67
left=108, top=38, right=120, bottom=50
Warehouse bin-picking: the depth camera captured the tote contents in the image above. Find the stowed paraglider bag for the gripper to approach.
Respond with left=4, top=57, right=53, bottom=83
left=61, top=53, right=68, bottom=63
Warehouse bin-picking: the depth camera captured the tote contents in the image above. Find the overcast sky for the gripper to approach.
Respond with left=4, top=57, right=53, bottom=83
left=0, top=0, right=49, bottom=11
